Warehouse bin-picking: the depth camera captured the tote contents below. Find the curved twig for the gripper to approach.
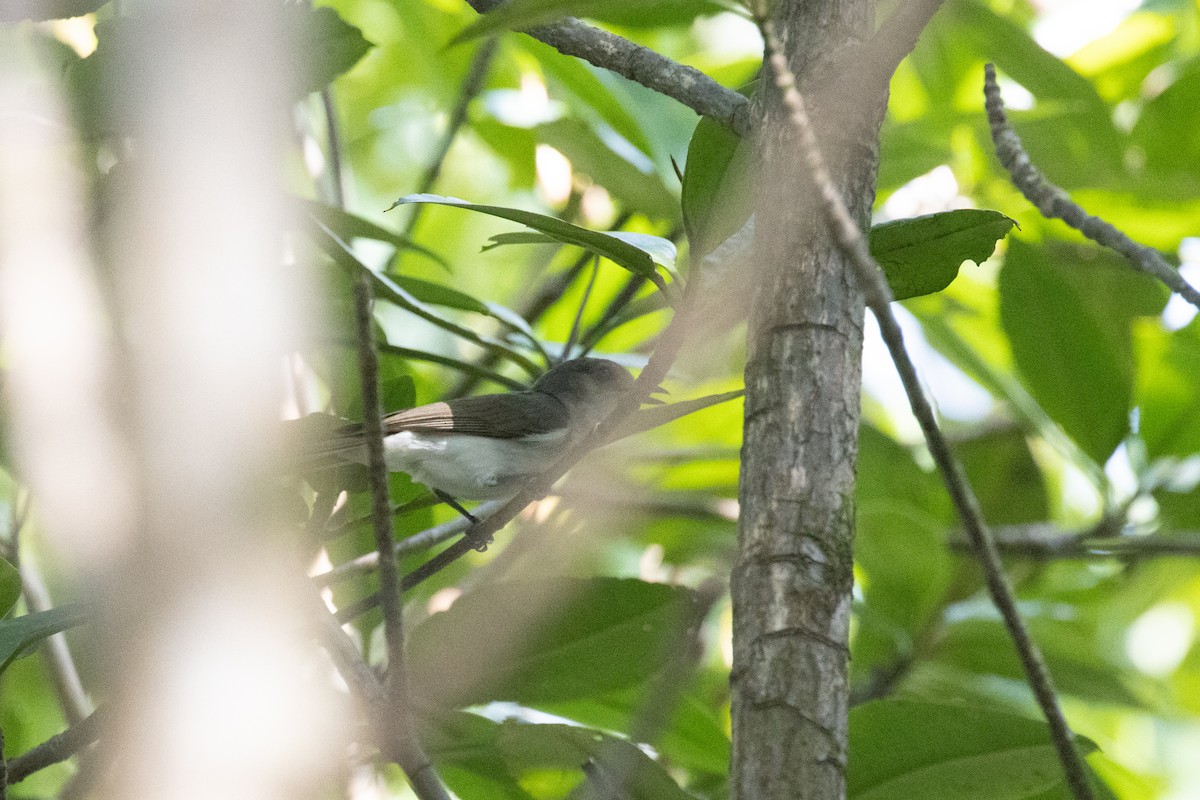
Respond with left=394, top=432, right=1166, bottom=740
left=984, top=64, right=1200, bottom=311
left=463, top=0, right=750, bottom=134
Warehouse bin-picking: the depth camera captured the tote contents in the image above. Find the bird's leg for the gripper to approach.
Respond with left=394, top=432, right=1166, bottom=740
left=433, top=490, right=494, bottom=552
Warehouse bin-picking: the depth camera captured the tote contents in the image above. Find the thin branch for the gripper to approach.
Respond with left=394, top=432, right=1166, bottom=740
left=320, top=88, right=347, bottom=209
left=21, top=563, right=91, bottom=725
left=562, top=256, right=599, bottom=361
left=754, top=14, right=1096, bottom=800
left=313, top=500, right=505, bottom=586
left=5, top=707, right=105, bottom=786
left=954, top=525, right=1200, bottom=560
left=404, top=37, right=500, bottom=238
left=463, top=0, right=749, bottom=134
left=350, top=273, right=450, bottom=800
left=983, top=64, right=1200, bottom=311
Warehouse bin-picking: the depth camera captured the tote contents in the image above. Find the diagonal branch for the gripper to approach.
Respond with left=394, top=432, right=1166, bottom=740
left=5, top=708, right=105, bottom=786
left=984, top=64, right=1200, bottom=311
left=753, top=13, right=1097, bottom=800
left=462, top=0, right=751, bottom=134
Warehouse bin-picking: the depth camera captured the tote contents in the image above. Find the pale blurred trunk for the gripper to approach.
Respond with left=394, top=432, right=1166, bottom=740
left=731, top=0, right=881, bottom=797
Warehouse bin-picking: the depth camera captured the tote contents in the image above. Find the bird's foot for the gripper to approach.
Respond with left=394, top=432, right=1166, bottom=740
left=435, top=490, right=479, bottom=525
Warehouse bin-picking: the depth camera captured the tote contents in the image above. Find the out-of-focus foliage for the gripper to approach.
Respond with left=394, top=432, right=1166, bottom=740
left=2, top=0, right=1199, bottom=798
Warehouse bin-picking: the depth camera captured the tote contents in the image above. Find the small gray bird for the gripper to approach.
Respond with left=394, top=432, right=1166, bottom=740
left=316, top=358, right=635, bottom=506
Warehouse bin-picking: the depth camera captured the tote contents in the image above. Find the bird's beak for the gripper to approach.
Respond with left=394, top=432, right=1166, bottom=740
left=643, top=384, right=670, bottom=405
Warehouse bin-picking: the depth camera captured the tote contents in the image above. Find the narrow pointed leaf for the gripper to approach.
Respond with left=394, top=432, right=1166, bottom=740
left=389, top=194, right=674, bottom=296
left=0, top=606, right=89, bottom=675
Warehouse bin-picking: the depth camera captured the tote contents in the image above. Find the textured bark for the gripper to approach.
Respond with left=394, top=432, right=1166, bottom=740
left=730, top=1, right=882, bottom=798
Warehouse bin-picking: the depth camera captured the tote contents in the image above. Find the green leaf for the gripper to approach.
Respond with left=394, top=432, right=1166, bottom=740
left=407, top=578, right=694, bottom=708
left=929, top=616, right=1152, bottom=709
left=536, top=685, right=730, bottom=776
left=383, top=273, right=489, bottom=315
left=497, top=722, right=696, bottom=800
left=1130, top=60, right=1200, bottom=180
left=849, top=700, right=1105, bottom=800
left=0, top=606, right=89, bottom=675
left=609, top=390, right=743, bottom=441
left=482, top=230, right=677, bottom=277
left=1134, top=318, right=1200, bottom=460
left=0, top=557, right=20, bottom=618
left=682, top=115, right=753, bottom=259
left=388, top=194, right=675, bottom=295
left=309, top=220, right=542, bottom=376
left=956, top=427, right=1048, bottom=526
left=999, top=240, right=1166, bottom=464
left=870, top=210, right=1016, bottom=301
left=538, top=117, right=679, bottom=222
left=452, top=0, right=733, bottom=44
left=286, top=6, right=373, bottom=96
left=301, top=201, right=448, bottom=269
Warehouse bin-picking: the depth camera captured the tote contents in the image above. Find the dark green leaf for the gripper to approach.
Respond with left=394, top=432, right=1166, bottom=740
left=407, top=578, right=694, bottom=707
left=930, top=616, right=1152, bottom=708
left=497, top=722, right=695, bottom=800
left=388, top=194, right=674, bottom=295
left=849, top=700, right=1105, bottom=800
left=537, top=686, right=730, bottom=776
left=384, top=273, right=489, bottom=315
left=999, top=240, right=1166, bottom=464
left=957, top=427, right=1048, bottom=525
left=0, top=606, right=89, bottom=675
left=286, top=6, right=373, bottom=96
left=0, top=557, right=20, bottom=618
left=870, top=210, right=1015, bottom=301
left=682, top=115, right=752, bottom=259
left=302, top=201, right=448, bottom=269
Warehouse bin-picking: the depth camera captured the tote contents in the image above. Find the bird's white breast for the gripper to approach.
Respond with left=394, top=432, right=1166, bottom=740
left=380, top=429, right=570, bottom=499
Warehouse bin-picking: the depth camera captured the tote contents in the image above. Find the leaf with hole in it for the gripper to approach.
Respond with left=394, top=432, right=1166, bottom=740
left=391, top=194, right=675, bottom=297
left=869, top=210, right=1016, bottom=301
left=849, top=700, right=1110, bottom=800
left=0, top=606, right=89, bottom=675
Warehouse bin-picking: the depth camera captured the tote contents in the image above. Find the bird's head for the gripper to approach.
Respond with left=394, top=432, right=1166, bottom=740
left=532, top=358, right=635, bottom=432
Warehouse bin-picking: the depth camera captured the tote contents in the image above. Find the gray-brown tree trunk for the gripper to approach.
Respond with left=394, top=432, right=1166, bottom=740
left=731, top=0, right=881, bottom=797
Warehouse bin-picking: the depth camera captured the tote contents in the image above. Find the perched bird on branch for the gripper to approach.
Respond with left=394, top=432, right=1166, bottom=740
left=301, top=358, right=637, bottom=517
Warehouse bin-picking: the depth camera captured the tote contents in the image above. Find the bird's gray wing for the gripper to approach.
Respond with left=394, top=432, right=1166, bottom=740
left=381, top=393, right=569, bottom=439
